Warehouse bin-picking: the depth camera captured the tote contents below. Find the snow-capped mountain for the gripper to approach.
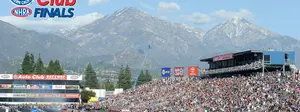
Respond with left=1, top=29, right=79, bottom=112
left=61, top=7, right=207, bottom=68
left=58, top=8, right=300, bottom=68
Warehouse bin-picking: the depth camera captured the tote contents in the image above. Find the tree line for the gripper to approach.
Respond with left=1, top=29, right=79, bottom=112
left=19, top=52, right=64, bottom=75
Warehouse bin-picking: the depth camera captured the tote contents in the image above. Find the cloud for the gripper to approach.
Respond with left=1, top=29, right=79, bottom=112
left=88, top=0, right=108, bottom=6
left=140, top=2, right=154, bottom=10
left=212, top=9, right=254, bottom=21
left=0, top=12, right=104, bottom=32
left=157, top=2, right=180, bottom=13
left=181, top=12, right=211, bottom=24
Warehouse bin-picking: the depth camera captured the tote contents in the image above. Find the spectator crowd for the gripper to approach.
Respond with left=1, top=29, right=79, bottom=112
left=100, top=72, right=300, bottom=112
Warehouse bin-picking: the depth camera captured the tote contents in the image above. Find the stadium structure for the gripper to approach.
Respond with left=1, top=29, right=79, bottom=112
left=0, top=74, right=82, bottom=104
left=200, top=50, right=297, bottom=77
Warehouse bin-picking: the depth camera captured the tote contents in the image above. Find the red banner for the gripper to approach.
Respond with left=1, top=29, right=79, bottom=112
left=213, top=53, right=234, bottom=62
left=13, top=74, right=66, bottom=80
left=64, top=94, right=80, bottom=98
left=188, top=66, right=199, bottom=77
left=174, top=67, right=184, bottom=77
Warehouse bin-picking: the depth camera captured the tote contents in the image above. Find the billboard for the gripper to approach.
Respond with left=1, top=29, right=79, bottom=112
left=161, top=67, right=171, bottom=77
left=13, top=84, right=26, bottom=89
left=13, top=74, right=66, bottom=80
left=27, top=94, right=65, bottom=98
left=65, top=85, right=79, bottom=89
left=174, top=67, right=184, bottom=77
left=67, top=75, right=82, bottom=80
left=188, top=66, right=199, bottom=77
left=213, top=53, right=234, bottom=62
left=52, top=85, right=66, bottom=89
left=64, top=94, right=80, bottom=98
left=39, top=85, right=52, bottom=89
left=1, top=84, right=12, bottom=88
left=0, top=74, right=13, bottom=79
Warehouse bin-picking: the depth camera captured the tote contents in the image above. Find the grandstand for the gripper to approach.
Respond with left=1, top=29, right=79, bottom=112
left=200, top=50, right=297, bottom=77
left=0, top=74, right=82, bottom=104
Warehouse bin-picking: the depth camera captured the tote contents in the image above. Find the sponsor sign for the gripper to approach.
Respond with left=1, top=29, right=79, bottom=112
left=1, top=84, right=12, bottom=88
left=174, top=67, right=184, bottom=77
left=13, top=74, right=67, bottom=80
left=0, top=93, right=12, bottom=97
left=27, top=94, right=65, bottom=98
left=31, top=85, right=39, bottom=89
left=52, top=85, right=65, bottom=89
left=67, top=75, right=83, bottom=80
left=0, top=74, right=13, bottom=80
left=65, top=85, right=78, bottom=89
left=188, top=66, right=199, bottom=77
left=64, top=94, right=80, bottom=98
left=13, top=84, right=26, bottom=89
left=39, top=85, right=52, bottom=89
left=13, top=93, right=26, bottom=98
left=213, top=53, right=234, bottom=62
left=161, top=67, right=171, bottom=77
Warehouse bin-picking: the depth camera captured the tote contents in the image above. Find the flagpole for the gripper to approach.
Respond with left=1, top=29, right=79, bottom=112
left=133, top=45, right=151, bottom=88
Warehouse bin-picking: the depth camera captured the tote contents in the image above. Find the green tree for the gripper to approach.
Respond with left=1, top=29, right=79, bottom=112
left=137, top=70, right=146, bottom=86
left=29, top=53, right=35, bottom=73
left=104, top=79, right=115, bottom=91
left=122, top=65, right=132, bottom=89
left=145, top=70, right=152, bottom=82
left=46, top=60, right=55, bottom=74
left=54, top=60, right=64, bottom=75
left=80, top=89, right=96, bottom=103
left=35, top=54, right=45, bottom=74
left=21, top=52, right=32, bottom=74
left=85, top=63, right=99, bottom=89
left=117, top=65, right=124, bottom=88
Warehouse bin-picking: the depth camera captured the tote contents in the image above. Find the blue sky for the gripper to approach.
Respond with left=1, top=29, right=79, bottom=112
left=1, top=0, right=299, bottom=39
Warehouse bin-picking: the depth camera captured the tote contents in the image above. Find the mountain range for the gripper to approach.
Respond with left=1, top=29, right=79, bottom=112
left=0, top=7, right=299, bottom=72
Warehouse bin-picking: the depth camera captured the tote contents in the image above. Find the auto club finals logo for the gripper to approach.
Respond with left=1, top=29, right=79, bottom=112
left=10, top=0, right=76, bottom=18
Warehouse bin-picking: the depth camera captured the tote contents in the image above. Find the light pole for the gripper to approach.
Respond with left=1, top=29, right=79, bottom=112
left=133, top=45, right=151, bottom=88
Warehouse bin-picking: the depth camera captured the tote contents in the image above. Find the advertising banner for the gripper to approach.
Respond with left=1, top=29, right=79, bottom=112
left=27, top=94, right=65, bottom=98
left=188, top=66, right=199, bottom=77
left=0, top=93, right=12, bottom=97
left=1, top=84, right=12, bottom=88
left=64, top=94, right=80, bottom=98
left=213, top=53, right=234, bottom=62
left=52, top=85, right=66, bottom=89
left=12, top=93, right=26, bottom=98
left=161, top=67, right=171, bottom=78
left=174, top=67, right=184, bottom=77
left=13, top=84, right=26, bottom=89
left=13, top=74, right=67, bottom=80
left=66, top=75, right=83, bottom=80
left=65, top=85, right=78, bottom=89
left=39, top=85, right=52, bottom=89
left=31, top=85, right=40, bottom=89
left=0, top=74, right=13, bottom=80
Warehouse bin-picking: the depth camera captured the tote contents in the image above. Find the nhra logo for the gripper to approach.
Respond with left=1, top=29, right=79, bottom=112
left=11, top=0, right=33, bottom=6
left=11, top=7, right=32, bottom=18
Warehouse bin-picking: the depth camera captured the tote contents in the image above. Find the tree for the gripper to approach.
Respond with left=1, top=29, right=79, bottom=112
left=137, top=70, right=146, bottom=86
left=35, top=54, right=45, bottom=74
left=54, top=60, right=64, bottom=75
left=122, top=65, right=132, bottom=89
left=21, top=52, right=32, bottom=74
left=145, top=70, right=152, bottom=82
left=29, top=53, right=35, bottom=73
left=117, top=65, right=125, bottom=88
left=80, top=89, right=96, bottom=103
left=85, top=63, right=99, bottom=89
left=46, top=60, right=55, bottom=74
left=104, top=79, right=115, bottom=91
